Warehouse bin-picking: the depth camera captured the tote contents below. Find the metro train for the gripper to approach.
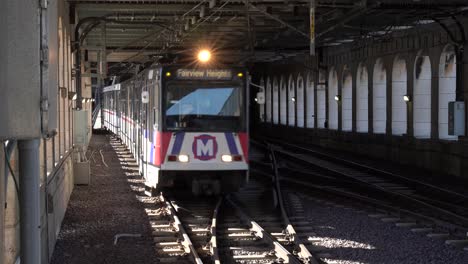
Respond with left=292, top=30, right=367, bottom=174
left=102, top=51, right=249, bottom=195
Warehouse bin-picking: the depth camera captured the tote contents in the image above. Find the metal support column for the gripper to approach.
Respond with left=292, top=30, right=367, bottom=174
left=463, top=44, right=468, bottom=137
left=0, top=143, right=4, bottom=264
left=100, top=22, right=107, bottom=129
left=18, top=139, right=41, bottom=264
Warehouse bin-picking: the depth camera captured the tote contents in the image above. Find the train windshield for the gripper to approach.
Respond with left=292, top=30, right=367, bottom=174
left=165, top=85, right=242, bottom=131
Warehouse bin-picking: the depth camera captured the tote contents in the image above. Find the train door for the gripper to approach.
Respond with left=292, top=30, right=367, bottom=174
left=127, top=83, right=131, bottom=147
left=142, top=75, right=149, bottom=179
left=120, top=85, right=126, bottom=142
left=135, top=77, right=141, bottom=168
left=132, top=80, right=136, bottom=157
left=115, top=89, right=119, bottom=134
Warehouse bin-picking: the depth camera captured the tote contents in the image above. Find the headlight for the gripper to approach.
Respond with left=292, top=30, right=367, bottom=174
left=197, top=49, right=211, bottom=63
left=221, top=155, right=233, bottom=162
left=178, top=154, right=189, bottom=163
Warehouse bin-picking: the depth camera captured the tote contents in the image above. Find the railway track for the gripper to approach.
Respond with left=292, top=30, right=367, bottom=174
left=250, top=138, right=468, bottom=239
left=111, top=134, right=321, bottom=263
left=220, top=181, right=318, bottom=264
left=144, top=187, right=319, bottom=264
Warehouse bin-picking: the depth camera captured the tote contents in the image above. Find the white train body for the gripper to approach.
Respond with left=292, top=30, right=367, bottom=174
left=102, top=65, right=249, bottom=194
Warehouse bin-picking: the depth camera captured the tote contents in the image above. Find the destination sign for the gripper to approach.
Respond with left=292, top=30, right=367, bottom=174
left=103, top=83, right=121, bottom=93
left=176, top=69, right=232, bottom=80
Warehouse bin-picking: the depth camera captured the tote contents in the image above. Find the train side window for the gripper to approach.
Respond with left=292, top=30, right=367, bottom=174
left=148, top=77, right=154, bottom=143
left=154, top=82, right=159, bottom=130
left=153, top=107, right=158, bottom=130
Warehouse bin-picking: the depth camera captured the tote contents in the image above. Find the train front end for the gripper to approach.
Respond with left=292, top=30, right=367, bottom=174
left=148, top=66, right=249, bottom=195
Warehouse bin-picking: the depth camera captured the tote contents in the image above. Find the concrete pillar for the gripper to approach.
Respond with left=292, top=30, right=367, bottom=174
left=430, top=48, right=441, bottom=140
left=367, top=62, right=374, bottom=134
left=385, top=57, right=393, bottom=135
left=294, top=74, right=298, bottom=127
left=406, top=54, right=416, bottom=137
left=303, top=71, right=309, bottom=128
left=285, top=74, right=290, bottom=126
left=337, top=67, right=343, bottom=131
left=314, top=69, right=318, bottom=128
left=325, top=68, right=329, bottom=129
left=18, top=139, right=41, bottom=264
left=351, top=64, right=358, bottom=132
left=0, top=144, right=4, bottom=264
left=463, top=42, right=468, bottom=137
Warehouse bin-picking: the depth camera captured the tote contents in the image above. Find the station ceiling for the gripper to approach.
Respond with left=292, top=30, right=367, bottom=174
left=69, top=0, right=468, bottom=76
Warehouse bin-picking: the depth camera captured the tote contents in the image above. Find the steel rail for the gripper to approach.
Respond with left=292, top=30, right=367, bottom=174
left=279, top=176, right=466, bottom=231
left=249, top=166, right=462, bottom=231
left=268, top=145, right=318, bottom=264
left=225, top=195, right=303, bottom=264
left=163, top=195, right=203, bottom=264
left=257, top=138, right=468, bottom=202
left=275, top=146, right=468, bottom=227
left=209, top=198, right=222, bottom=264
left=253, top=139, right=468, bottom=228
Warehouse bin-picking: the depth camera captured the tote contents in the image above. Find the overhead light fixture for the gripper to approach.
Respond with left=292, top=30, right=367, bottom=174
left=403, top=95, right=411, bottom=102
left=200, top=5, right=206, bottom=18
left=197, top=49, right=211, bottom=63
left=334, top=95, right=341, bottom=101
left=291, top=97, right=296, bottom=102
left=209, top=0, right=216, bottom=9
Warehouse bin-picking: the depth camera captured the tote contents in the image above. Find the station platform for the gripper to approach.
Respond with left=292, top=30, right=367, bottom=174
left=50, top=134, right=157, bottom=264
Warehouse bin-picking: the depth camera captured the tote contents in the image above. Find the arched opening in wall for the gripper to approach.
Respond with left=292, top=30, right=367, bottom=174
left=306, top=73, right=315, bottom=128
left=439, top=45, right=457, bottom=140
left=266, top=77, right=272, bottom=123
left=317, top=69, right=327, bottom=128
left=373, top=58, right=387, bottom=134
left=357, top=63, right=369, bottom=132
left=273, top=77, right=279, bottom=124
left=296, top=75, right=305, bottom=128
left=280, top=76, right=287, bottom=125
left=288, top=75, right=296, bottom=127
left=328, top=68, right=338, bottom=130
left=414, top=53, right=432, bottom=138
left=392, top=56, right=407, bottom=135
left=342, top=66, right=352, bottom=131
left=259, top=77, right=265, bottom=122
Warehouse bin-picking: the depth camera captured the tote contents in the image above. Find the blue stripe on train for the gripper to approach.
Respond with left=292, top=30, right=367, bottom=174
left=171, top=132, right=185, bottom=155
left=150, top=131, right=154, bottom=162
left=224, top=132, right=239, bottom=155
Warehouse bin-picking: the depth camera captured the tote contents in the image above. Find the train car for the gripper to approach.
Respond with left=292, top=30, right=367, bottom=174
left=102, top=56, right=249, bottom=195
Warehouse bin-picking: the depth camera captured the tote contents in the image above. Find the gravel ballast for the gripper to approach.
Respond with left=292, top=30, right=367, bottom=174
left=50, top=134, right=158, bottom=264
left=300, top=195, right=468, bottom=264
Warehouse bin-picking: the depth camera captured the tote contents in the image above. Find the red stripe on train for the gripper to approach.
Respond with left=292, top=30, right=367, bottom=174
left=238, top=133, right=249, bottom=163
left=154, top=132, right=172, bottom=166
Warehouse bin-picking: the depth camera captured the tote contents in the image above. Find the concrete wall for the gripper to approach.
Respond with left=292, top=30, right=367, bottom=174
left=3, top=147, right=20, bottom=264
left=253, top=20, right=468, bottom=179
left=2, top=145, right=74, bottom=264
left=1, top=0, right=80, bottom=263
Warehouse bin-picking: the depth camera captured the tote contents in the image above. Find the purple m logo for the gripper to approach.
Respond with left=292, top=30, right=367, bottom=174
left=192, top=135, right=218, bottom=160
